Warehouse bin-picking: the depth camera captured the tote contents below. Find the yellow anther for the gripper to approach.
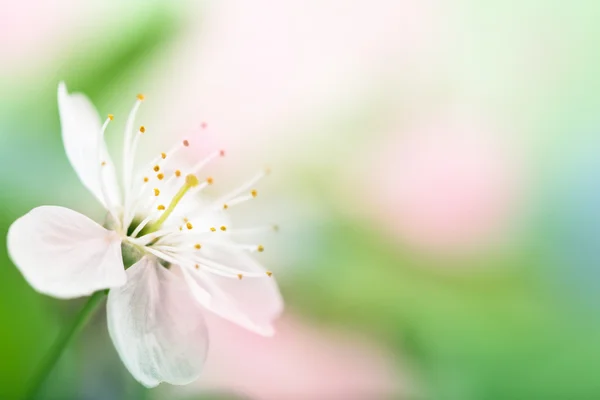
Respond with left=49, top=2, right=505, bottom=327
left=186, top=222, right=193, bottom=230
left=179, top=226, right=183, bottom=231
left=175, top=170, right=181, bottom=177
left=266, top=271, right=273, bottom=277
left=183, top=217, right=189, bottom=222
left=207, top=177, right=214, bottom=185
left=237, top=274, right=243, bottom=280
left=183, top=139, right=189, bottom=147
left=194, top=264, right=199, bottom=269
left=153, top=188, right=160, bottom=196
left=101, top=161, right=107, bottom=166
left=210, top=227, right=216, bottom=232
left=137, top=94, right=145, bottom=101
left=139, top=126, right=145, bottom=133
left=108, top=114, right=114, bottom=121
left=161, top=152, right=166, bottom=159
left=220, top=226, right=227, bottom=231
left=251, top=189, right=258, bottom=198
left=143, top=177, right=149, bottom=183
left=153, top=165, right=160, bottom=172
left=223, top=204, right=229, bottom=209
left=185, top=174, right=199, bottom=187
left=157, top=173, right=164, bottom=180
left=194, top=243, right=201, bottom=250
left=157, top=204, right=166, bottom=211
left=257, top=245, right=264, bottom=252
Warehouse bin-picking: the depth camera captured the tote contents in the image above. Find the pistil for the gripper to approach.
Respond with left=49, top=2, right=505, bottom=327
left=149, top=174, right=199, bottom=231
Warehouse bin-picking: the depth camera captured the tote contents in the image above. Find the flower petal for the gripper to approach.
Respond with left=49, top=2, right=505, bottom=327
left=58, top=82, right=121, bottom=209
left=180, top=250, right=283, bottom=336
left=7, top=206, right=126, bottom=299
left=107, top=256, right=208, bottom=388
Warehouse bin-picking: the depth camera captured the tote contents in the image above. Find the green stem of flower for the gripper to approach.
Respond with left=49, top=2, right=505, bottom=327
left=25, top=290, right=107, bottom=399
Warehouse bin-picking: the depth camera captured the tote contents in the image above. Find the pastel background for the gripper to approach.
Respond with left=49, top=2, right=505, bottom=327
left=2, top=1, right=600, bottom=399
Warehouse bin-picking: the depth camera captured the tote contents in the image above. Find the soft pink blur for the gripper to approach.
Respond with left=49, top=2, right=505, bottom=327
left=0, top=0, right=80, bottom=71
left=363, top=109, right=525, bottom=256
left=178, top=313, right=409, bottom=400
left=152, top=0, right=443, bottom=164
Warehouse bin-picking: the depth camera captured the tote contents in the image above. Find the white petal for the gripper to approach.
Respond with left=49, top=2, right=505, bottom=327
left=7, top=206, right=126, bottom=299
left=107, top=256, right=208, bottom=388
left=58, top=82, right=121, bottom=209
left=182, top=250, right=283, bottom=336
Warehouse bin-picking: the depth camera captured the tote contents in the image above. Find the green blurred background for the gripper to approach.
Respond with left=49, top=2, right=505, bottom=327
left=3, top=1, right=600, bottom=399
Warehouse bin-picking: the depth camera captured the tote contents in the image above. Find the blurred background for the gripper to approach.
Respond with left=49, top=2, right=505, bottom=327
left=2, top=1, right=600, bottom=399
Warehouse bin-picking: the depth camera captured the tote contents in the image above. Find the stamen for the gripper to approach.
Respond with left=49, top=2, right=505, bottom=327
left=186, top=222, right=193, bottom=230
left=97, top=116, right=120, bottom=226
left=108, top=114, right=114, bottom=121
left=126, top=124, right=146, bottom=185
left=194, top=243, right=201, bottom=250
left=207, top=177, right=214, bottom=185
left=210, top=227, right=216, bottom=232
left=218, top=169, right=270, bottom=205
left=143, top=246, right=268, bottom=279
left=220, top=226, right=227, bottom=231
left=133, top=140, right=186, bottom=189
left=221, top=191, right=257, bottom=210
left=157, top=204, right=166, bottom=210
left=153, top=165, right=160, bottom=172
left=143, top=177, right=149, bottom=183
left=223, top=225, right=279, bottom=235
left=183, top=140, right=189, bottom=147
left=124, top=139, right=190, bottom=230
left=130, top=213, right=157, bottom=238
left=190, top=255, right=268, bottom=278
left=238, top=274, right=243, bottom=280
left=190, top=150, right=221, bottom=175
left=188, top=240, right=264, bottom=253
left=123, top=95, right=143, bottom=195
left=175, top=170, right=181, bottom=177
left=122, top=95, right=145, bottom=230
left=266, top=271, right=273, bottom=277
left=161, top=152, right=166, bottom=159
left=187, top=180, right=211, bottom=197
left=153, top=188, right=160, bottom=196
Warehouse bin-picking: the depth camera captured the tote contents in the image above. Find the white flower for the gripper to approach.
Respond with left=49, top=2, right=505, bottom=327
left=7, top=82, right=283, bottom=387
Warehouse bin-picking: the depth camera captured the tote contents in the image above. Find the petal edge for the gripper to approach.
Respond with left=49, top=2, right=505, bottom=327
left=7, top=206, right=126, bottom=299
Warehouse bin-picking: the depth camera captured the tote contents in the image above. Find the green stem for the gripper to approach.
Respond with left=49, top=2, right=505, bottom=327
left=25, top=291, right=107, bottom=399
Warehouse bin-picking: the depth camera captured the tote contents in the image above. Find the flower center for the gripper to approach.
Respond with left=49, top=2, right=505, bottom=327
left=148, top=174, right=199, bottom=232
